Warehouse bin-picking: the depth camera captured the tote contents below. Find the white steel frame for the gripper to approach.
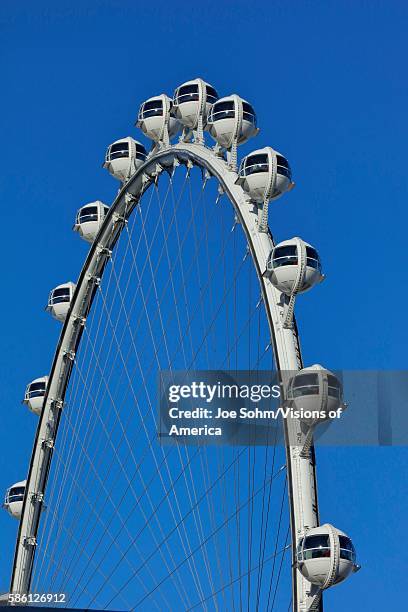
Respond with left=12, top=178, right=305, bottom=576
left=10, top=142, right=321, bottom=611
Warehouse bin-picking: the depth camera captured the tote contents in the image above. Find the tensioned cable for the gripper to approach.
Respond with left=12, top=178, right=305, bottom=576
left=37, top=425, right=170, bottom=610
left=269, top=526, right=291, bottom=611
left=43, top=486, right=134, bottom=611
left=40, top=438, right=164, bottom=610
left=267, top=478, right=289, bottom=611
left=128, top=465, right=287, bottom=611
left=86, top=446, right=249, bottom=608
left=50, top=369, right=192, bottom=609
left=186, top=542, right=291, bottom=611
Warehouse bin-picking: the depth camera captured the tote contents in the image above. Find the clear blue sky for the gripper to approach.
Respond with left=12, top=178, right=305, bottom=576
left=0, top=0, right=407, bottom=608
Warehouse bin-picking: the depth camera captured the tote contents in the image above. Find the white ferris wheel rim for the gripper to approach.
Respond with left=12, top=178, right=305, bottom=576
left=10, top=141, right=320, bottom=610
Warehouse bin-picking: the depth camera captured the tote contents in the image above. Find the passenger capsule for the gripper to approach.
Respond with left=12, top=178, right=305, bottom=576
left=73, top=201, right=109, bottom=243
left=172, top=78, right=219, bottom=129
left=3, top=481, right=26, bottom=519
left=46, top=282, right=76, bottom=322
left=136, top=94, right=181, bottom=142
left=286, top=365, right=344, bottom=428
left=266, top=238, right=324, bottom=295
left=297, top=524, right=359, bottom=588
left=103, top=137, right=147, bottom=182
left=237, top=147, right=294, bottom=202
left=207, top=95, right=259, bottom=149
left=23, top=376, right=48, bottom=416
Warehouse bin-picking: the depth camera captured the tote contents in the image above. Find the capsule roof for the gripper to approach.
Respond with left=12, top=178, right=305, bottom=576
left=8, top=480, right=26, bottom=490
left=274, top=237, right=315, bottom=250
left=25, top=376, right=48, bottom=390
left=291, top=364, right=340, bottom=382
left=239, top=147, right=292, bottom=177
left=303, top=524, right=349, bottom=538
left=298, top=364, right=328, bottom=373
left=48, top=281, right=76, bottom=296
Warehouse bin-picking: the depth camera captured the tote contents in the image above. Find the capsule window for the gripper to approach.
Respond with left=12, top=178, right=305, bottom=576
left=79, top=206, right=99, bottom=223
left=277, top=165, right=292, bottom=181
left=209, top=101, right=235, bottom=122
left=328, top=374, right=342, bottom=399
left=275, top=155, right=292, bottom=181
left=272, top=245, right=298, bottom=268
left=28, top=382, right=46, bottom=397
left=328, top=386, right=341, bottom=399
left=276, top=155, right=289, bottom=168
left=289, top=373, right=320, bottom=399
left=135, top=144, right=147, bottom=162
left=111, top=142, right=128, bottom=153
left=297, top=534, right=331, bottom=561
left=206, top=85, right=219, bottom=104
left=241, top=154, right=269, bottom=176
left=293, top=373, right=319, bottom=388
left=306, top=247, right=319, bottom=260
left=50, top=288, right=71, bottom=304
left=140, top=99, right=164, bottom=119
left=108, top=142, right=129, bottom=161
left=242, top=102, right=257, bottom=126
left=302, top=535, right=331, bottom=560
left=305, top=259, right=321, bottom=271
left=306, top=246, right=321, bottom=272
left=175, top=84, right=200, bottom=104
left=303, top=548, right=331, bottom=560
left=7, top=487, right=25, bottom=503
left=339, top=536, right=354, bottom=551
left=305, top=535, right=330, bottom=549
left=339, top=549, right=355, bottom=562
left=339, top=536, right=356, bottom=562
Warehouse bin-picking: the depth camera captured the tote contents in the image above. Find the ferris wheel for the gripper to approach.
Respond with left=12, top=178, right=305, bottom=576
left=3, top=78, right=359, bottom=611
